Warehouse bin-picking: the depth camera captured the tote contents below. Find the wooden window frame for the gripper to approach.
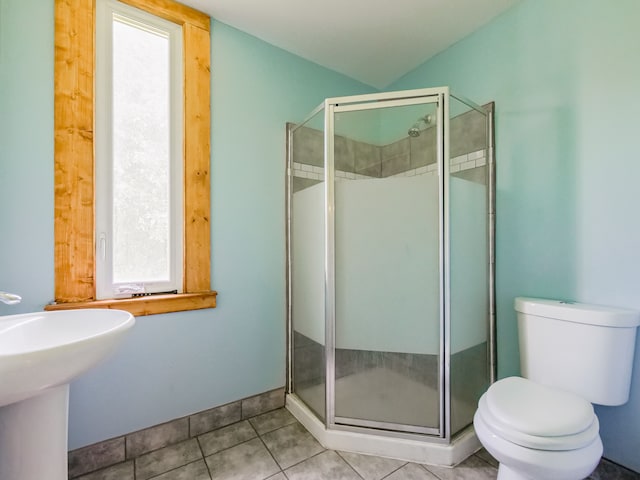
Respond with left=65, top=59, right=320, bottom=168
left=48, top=0, right=216, bottom=316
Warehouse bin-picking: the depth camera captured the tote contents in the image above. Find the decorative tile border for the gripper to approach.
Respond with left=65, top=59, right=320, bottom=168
left=450, top=149, right=487, bottom=173
left=292, top=162, right=374, bottom=181
left=68, top=387, right=285, bottom=479
left=293, top=149, right=486, bottom=181
left=388, top=162, right=438, bottom=178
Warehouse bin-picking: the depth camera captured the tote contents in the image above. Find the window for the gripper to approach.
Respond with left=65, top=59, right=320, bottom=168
left=96, top=1, right=184, bottom=299
left=49, top=0, right=216, bottom=316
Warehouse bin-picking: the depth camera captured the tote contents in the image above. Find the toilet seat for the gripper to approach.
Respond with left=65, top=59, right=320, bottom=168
left=478, top=377, right=600, bottom=451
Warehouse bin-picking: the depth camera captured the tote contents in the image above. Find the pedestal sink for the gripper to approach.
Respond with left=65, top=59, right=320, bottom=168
left=0, top=309, right=135, bottom=480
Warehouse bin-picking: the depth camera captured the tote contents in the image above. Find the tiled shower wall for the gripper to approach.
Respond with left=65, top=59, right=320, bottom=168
left=291, top=106, right=488, bottom=192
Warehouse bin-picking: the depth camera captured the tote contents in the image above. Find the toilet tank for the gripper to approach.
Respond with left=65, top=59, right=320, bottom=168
left=515, top=297, right=640, bottom=406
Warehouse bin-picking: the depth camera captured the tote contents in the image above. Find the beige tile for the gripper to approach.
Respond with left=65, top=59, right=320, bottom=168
left=354, top=141, right=381, bottom=173
left=205, top=437, right=280, bottom=480
left=242, top=387, right=285, bottom=419
left=261, top=422, right=324, bottom=469
left=150, top=460, right=211, bottom=480
left=338, top=450, right=406, bottom=480
left=292, top=126, right=324, bottom=167
left=68, top=437, right=125, bottom=478
left=381, top=138, right=409, bottom=161
left=190, top=401, right=241, bottom=437
left=450, top=109, right=487, bottom=158
left=284, top=450, right=360, bottom=480
left=381, top=153, right=411, bottom=177
left=409, top=127, right=437, bottom=169
left=198, top=420, right=257, bottom=456
left=356, top=163, right=381, bottom=177
left=384, top=463, right=439, bottom=479
left=249, top=408, right=297, bottom=435
left=335, top=135, right=355, bottom=173
left=266, top=473, right=287, bottom=480
left=74, top=461, right=134, bottom=480
left=474, top=448, right=498, bottom=468
left=126, top=418, right=188, bottom=459
left=135, top=438, right=202, bottom=480
left=424, top=454, right=498, bottom=479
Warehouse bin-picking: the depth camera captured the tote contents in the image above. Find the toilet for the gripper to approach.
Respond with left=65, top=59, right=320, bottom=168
left=474, top=297, right=640, bottom=480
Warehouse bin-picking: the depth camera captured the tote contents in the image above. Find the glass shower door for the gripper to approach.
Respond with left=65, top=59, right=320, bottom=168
left=330, top=97, right=442, bottom=434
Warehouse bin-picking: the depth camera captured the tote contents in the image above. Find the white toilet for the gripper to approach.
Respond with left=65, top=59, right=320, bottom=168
left=474, top=297, right=640, bottom=480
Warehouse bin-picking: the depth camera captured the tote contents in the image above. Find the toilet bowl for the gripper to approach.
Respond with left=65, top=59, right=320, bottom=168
left=473, top=297, right=640, bottom=480
left=474, top=377, right=603, bottom=480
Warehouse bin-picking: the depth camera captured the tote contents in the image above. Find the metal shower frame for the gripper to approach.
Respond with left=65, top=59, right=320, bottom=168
left=285, top=86, right=496, bottom=443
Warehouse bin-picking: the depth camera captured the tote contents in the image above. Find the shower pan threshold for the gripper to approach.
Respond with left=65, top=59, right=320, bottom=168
left=286, top=394, right=481, bottom=467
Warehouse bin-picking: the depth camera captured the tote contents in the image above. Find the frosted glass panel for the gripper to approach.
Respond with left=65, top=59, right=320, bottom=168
left=449, top=96, right=490, bottom=436
left=333, top=103, right=441, bottom=430
left=290, top=110, right=326, bottom=421
left=112, top=19, right=171, bottom=283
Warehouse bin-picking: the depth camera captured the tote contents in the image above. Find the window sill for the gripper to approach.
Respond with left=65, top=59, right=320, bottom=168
left=44, top=291, right=217, bottom=316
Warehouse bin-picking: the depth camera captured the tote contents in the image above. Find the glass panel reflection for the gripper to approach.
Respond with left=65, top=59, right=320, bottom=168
left=333, top=102, right=440, bottom=429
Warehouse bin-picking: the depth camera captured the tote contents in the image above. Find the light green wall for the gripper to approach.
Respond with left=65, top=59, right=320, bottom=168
left=3, top=0, right=640, bottom=470
left=389, top=0, right=640, bottom=471
left=0, top=0, right=373, bottom=449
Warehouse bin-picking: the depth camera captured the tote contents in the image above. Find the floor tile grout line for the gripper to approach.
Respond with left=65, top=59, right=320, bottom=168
left=199, top=432, right=259, bottom=459
left=249, top=411, right=298, bottom=436
left=122, top=434, right=193, bottom=467
left=194, top=435, right=214, bottom=480
left=258, top=417, right=304, bottom=437
left=256, top=432, right=288, bottom=474
left=125, top=436, right=135, bottom=480
left=133, top=453, right=137, bottom=480
left=334, top=450, right=367, bottom=480
left=144, top=458, right=208, bottom=480
left=419, top=463, right=447, bottom=480
left=472, top=451, right=497, bottom=468
left=131, top=437, right=203, bottom=478
left=378, top=461, right=410, bottom=480
left=276, top=447, right=329, bottom=473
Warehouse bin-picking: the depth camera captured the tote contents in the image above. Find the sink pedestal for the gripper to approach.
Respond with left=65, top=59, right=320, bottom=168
left=0, top=308, right=134, bottom=479
left=0, top=385, right=69, bottom=480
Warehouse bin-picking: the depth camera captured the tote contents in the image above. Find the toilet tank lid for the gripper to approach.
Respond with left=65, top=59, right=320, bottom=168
left=514, top=297, right=640, bottom=327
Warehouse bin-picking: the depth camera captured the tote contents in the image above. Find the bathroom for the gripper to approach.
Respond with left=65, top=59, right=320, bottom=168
left=1, top=0, right=640, bottom=479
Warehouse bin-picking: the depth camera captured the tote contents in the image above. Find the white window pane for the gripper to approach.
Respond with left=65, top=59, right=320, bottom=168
left=112, top=19, right=171, bottom=284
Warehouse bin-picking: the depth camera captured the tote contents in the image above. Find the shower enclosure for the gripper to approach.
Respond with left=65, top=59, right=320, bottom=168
left=286, top=87, right=495, bottom=463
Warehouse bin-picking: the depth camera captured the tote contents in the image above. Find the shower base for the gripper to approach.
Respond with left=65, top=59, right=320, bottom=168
left=286, top=394, right=479, bottom=466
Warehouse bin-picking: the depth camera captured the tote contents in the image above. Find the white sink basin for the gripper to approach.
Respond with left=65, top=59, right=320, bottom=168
left=0, top=309, right=134, bottom=408
left=0, top=308, right=135, bottom=480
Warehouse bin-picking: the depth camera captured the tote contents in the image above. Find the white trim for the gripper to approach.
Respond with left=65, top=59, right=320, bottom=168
left=287, top=394, right=481, bottom=467
left=95, top=0, right=184, bottom=299
left=333, top=95, right=438, bottom=113
left=326, top=87, right=450, bottom=107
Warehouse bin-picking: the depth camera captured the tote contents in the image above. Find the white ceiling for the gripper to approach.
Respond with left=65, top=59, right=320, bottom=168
left=181, top=0, right=519, bottom=88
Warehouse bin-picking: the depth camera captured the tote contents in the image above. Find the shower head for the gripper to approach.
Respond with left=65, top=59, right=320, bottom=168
left=407, top=115, right=432, bottom=137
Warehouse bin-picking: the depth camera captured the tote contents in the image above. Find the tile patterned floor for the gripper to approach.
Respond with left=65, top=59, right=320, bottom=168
left=74, top=407, right=640, bottom=480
